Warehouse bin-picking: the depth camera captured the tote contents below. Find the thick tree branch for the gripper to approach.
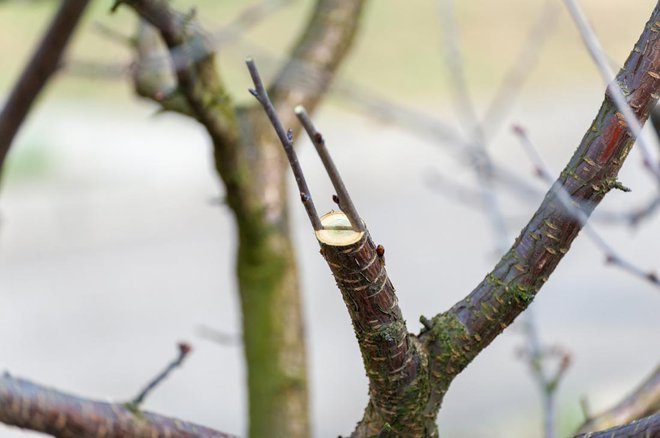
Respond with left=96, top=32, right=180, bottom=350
left=0, top=374, right=235, bottom=438
left=419, top=2, right=660, bottom=411
left=573, top=413, right=660, bottom=438
left=576, top=365, right=660, bottom=435
left=0, top=0, right=90, bottom=176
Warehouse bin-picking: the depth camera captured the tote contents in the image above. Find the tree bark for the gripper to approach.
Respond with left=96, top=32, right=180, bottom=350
left=0, top=0, right=90, bottom=177
left=0, top=374, right=235, bottom=438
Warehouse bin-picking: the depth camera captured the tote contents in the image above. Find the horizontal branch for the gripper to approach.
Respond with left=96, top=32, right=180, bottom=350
left=573, top=413, right=660, bottom=438
left=0, top=374, right=235, bottom=438
left=419, top=2, right=660, bottom=410
left=576, top=364, right=660, bottom=435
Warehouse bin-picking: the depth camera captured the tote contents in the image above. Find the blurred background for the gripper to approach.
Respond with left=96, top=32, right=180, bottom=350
left=0, top=0, right=658, bottom=436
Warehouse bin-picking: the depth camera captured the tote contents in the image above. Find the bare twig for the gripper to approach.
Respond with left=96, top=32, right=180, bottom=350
left=0, top=373, right=234, bottom=438
left=127, top=342, right=193, bottom=409
left=0, top=0, right=90, bottom=176
left=246, top=58, right=322, bottom=230
left=295, top=105, right=363, bottom=231
left=576, top=364, right=660, bottom=435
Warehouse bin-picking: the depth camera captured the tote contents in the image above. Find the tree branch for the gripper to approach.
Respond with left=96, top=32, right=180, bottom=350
left=0, top=373, right=235, bottom=438
left=576, top=365, right=660, bottom=435
left=419, top=2, right=660, bottom=411
left=573, top=413, right=660, bottom=438
left=266, top=0, right=367, bottom=118
left=0, top=0, right=90, bottom=176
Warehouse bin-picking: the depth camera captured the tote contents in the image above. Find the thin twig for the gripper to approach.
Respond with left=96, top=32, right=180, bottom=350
left=128, top=342, right=193, bottom=409
left=563, top=0, right=660, bottom=184
left=294, top=105, right=363, bottom=231
left=246, top=58, right=322, bottom=230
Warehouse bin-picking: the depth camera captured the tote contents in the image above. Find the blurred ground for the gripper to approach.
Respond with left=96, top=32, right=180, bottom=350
left=1, top=1, right=659, bottom=437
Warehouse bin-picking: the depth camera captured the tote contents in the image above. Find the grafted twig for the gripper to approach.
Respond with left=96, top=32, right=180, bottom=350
left=295, top=105, right=363, bottom=231
left=127, top=342, right=193, bottom=409
left=0, top=0, right=90, bottom=175
left=576, top=364, right=660, bottom=435
left=0, top=373, right=235, bottom=438
left=247, top=58, right=322, bottom=230
left=419, top=2, right=660, bottom=414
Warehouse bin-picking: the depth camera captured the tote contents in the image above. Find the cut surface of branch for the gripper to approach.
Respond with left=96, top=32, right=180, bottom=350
left=0, top=374, right=235, bottom=438
left=316, top=211, right=364, bottom=245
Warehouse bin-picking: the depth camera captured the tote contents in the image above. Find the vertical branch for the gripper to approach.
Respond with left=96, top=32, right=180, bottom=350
left=0, top=0, right=90, bottom=176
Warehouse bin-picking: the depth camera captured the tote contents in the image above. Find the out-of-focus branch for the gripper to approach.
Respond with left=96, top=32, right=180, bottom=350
left=0, top=373, right=235, bottom=438
left=0, top=0, right=90, bottom=176
left=576, top=365, right=660, bottom=435
left=518, top=315, right=571, bottom=438
left=419, top=2, right=660, bottom=411
left=266, top=0, right=367, bottom=121
left=573, top=413, right=660, bottom=438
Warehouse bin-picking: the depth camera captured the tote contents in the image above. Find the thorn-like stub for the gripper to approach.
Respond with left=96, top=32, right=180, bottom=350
left=332, top=194, right=340, bottom=204
left=316, top=211, right=364, bottom=247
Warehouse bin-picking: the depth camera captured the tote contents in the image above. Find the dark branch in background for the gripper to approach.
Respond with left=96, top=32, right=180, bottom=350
left=0, top=373, right=234, bottom=438
left=573, top=413, right=660, bottom=438
left=295, top=105, right=363, bottom=231
left=419, top=1, right=660, bottom=414
left=246, top=58, right=322, bottom=230
left=0, top=0, right=90, bottom=177
left=576, top=364, right=660, bottom=435
left=127, top=342, right=193, bottom=409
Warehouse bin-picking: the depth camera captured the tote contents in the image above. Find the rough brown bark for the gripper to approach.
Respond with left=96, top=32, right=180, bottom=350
left=0, top=0, right=90, bottom=176
left=315, top=217, right=431, bottom=436
left=576, top=365, right=660, bottom=435
left=0, top=374, right=235, bottom=438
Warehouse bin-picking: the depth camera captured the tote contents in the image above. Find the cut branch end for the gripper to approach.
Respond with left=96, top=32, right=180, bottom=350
left=315, top=211, right=364, bottom=246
